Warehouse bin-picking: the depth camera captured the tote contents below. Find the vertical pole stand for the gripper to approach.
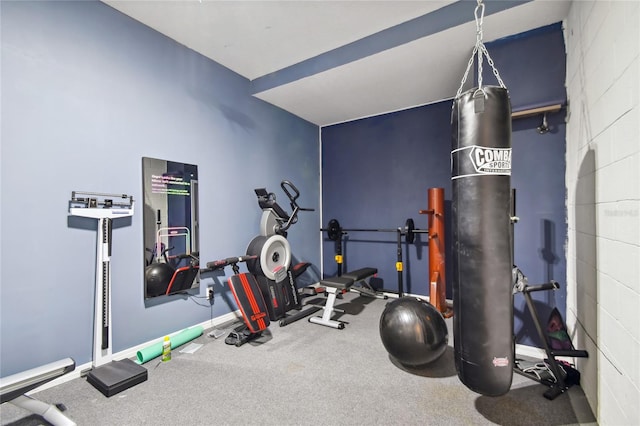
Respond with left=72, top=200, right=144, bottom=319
left=69, top=192, right=147, bottom=397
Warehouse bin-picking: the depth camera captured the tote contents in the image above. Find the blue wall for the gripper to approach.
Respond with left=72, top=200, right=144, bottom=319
left=321, top=101, right=453, bottom=296
left=485, top=23, right=568, bottom=347
left=0, top=1, right=569, bottom=377
left=322, top=24, right=567, bottom=347
left=483, top=23, right=567, bottom=112
left=511, top=114, right=567, bottom=347
left=0, top=0, right=320, bottom=376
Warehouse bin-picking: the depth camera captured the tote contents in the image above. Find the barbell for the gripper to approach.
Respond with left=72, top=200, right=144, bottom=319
left=321, top=218, right=428, bottom=244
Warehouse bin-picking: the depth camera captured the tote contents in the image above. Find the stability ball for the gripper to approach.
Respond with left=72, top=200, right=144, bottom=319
left=145, top=263, right=174, bottom=297
left=379, top=297, right=448, bottom=366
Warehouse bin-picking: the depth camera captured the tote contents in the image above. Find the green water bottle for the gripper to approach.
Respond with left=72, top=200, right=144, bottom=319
left=162, top=336, right=171, bottom=362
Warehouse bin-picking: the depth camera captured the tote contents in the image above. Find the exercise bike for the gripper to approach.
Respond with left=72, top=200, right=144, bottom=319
left=246, top=180, right=321, bottom=326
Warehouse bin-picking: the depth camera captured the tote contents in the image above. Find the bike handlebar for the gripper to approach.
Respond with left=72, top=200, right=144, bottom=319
left=280, top=180, right=299, bottom=203
left=202, top=255, right=257, bottom=272
left=269, top=180, right=315, bottom=234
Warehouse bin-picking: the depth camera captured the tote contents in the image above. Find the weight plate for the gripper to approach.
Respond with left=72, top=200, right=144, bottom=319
left=327, top=219, right=342, bottom=241
left=405, top=218, right=415, bottom=244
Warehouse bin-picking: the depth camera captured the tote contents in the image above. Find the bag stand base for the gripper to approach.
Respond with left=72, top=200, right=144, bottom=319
left=513, top=278, right=588, bottom=400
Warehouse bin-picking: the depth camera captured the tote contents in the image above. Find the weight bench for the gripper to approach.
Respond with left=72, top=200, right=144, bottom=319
left=1, top=357, right=76, bottom=426
left=309, top=267, right=377, bottom=329
left=343, top=267, right=384, bottom=299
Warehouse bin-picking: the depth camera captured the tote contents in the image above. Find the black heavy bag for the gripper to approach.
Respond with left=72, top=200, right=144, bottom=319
left=451, top=86, right=514, bottom=396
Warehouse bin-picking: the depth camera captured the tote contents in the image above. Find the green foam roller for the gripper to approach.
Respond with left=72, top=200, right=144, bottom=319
left=136, top=326, right=203, bottom=364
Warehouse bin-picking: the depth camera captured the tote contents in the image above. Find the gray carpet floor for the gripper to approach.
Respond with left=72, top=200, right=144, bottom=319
left=1, top=292, right=596, bottom=425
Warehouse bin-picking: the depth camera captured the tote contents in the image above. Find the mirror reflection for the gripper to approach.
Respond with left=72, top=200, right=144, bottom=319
left=142, top=157, right=199, bottom=298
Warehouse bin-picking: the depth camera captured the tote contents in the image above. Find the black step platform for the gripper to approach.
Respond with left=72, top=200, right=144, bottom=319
left=86, top=358, right=147, bottom=397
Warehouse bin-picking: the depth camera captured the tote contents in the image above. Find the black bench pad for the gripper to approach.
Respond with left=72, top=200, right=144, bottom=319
left=320, top=276, right=354, bottom=290
left=342, top=267, right=377, bottom=281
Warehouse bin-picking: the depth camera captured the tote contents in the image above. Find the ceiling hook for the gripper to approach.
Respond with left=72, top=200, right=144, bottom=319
left=475, top=1, right=485, bottom=35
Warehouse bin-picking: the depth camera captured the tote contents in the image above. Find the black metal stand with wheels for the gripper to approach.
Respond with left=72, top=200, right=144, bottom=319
left=510, top=189, right=587, bottom=400
left=513, top=277, right=588, bottom=400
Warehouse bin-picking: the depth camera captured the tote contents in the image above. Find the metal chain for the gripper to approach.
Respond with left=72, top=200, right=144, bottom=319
left=454, top=0, right=506, bottom=100
left=480, top=44, right=506, bottom=88
left=475, top=0, right=485, bottom=89
left=455, top=44, right=479, bottom=99
left=477, top=47, right=484, bottom=89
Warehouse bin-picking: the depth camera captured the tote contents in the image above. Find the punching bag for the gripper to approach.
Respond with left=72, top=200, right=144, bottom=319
left=451, top=86, right=514, bottom=396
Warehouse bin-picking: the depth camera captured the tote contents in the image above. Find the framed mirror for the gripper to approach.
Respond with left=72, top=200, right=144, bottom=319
left=142, top=157, right=200, bottom=299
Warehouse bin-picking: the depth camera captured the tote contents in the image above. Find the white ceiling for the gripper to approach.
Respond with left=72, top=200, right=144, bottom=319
left=103, top=0, right=571, bottom=126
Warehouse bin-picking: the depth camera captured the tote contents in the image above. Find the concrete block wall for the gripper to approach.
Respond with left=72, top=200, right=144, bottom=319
left=565, top=1, right=639, bottom=424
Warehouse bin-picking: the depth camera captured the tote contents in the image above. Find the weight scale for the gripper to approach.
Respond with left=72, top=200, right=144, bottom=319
left=69, top=191, right=147, bottom=397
